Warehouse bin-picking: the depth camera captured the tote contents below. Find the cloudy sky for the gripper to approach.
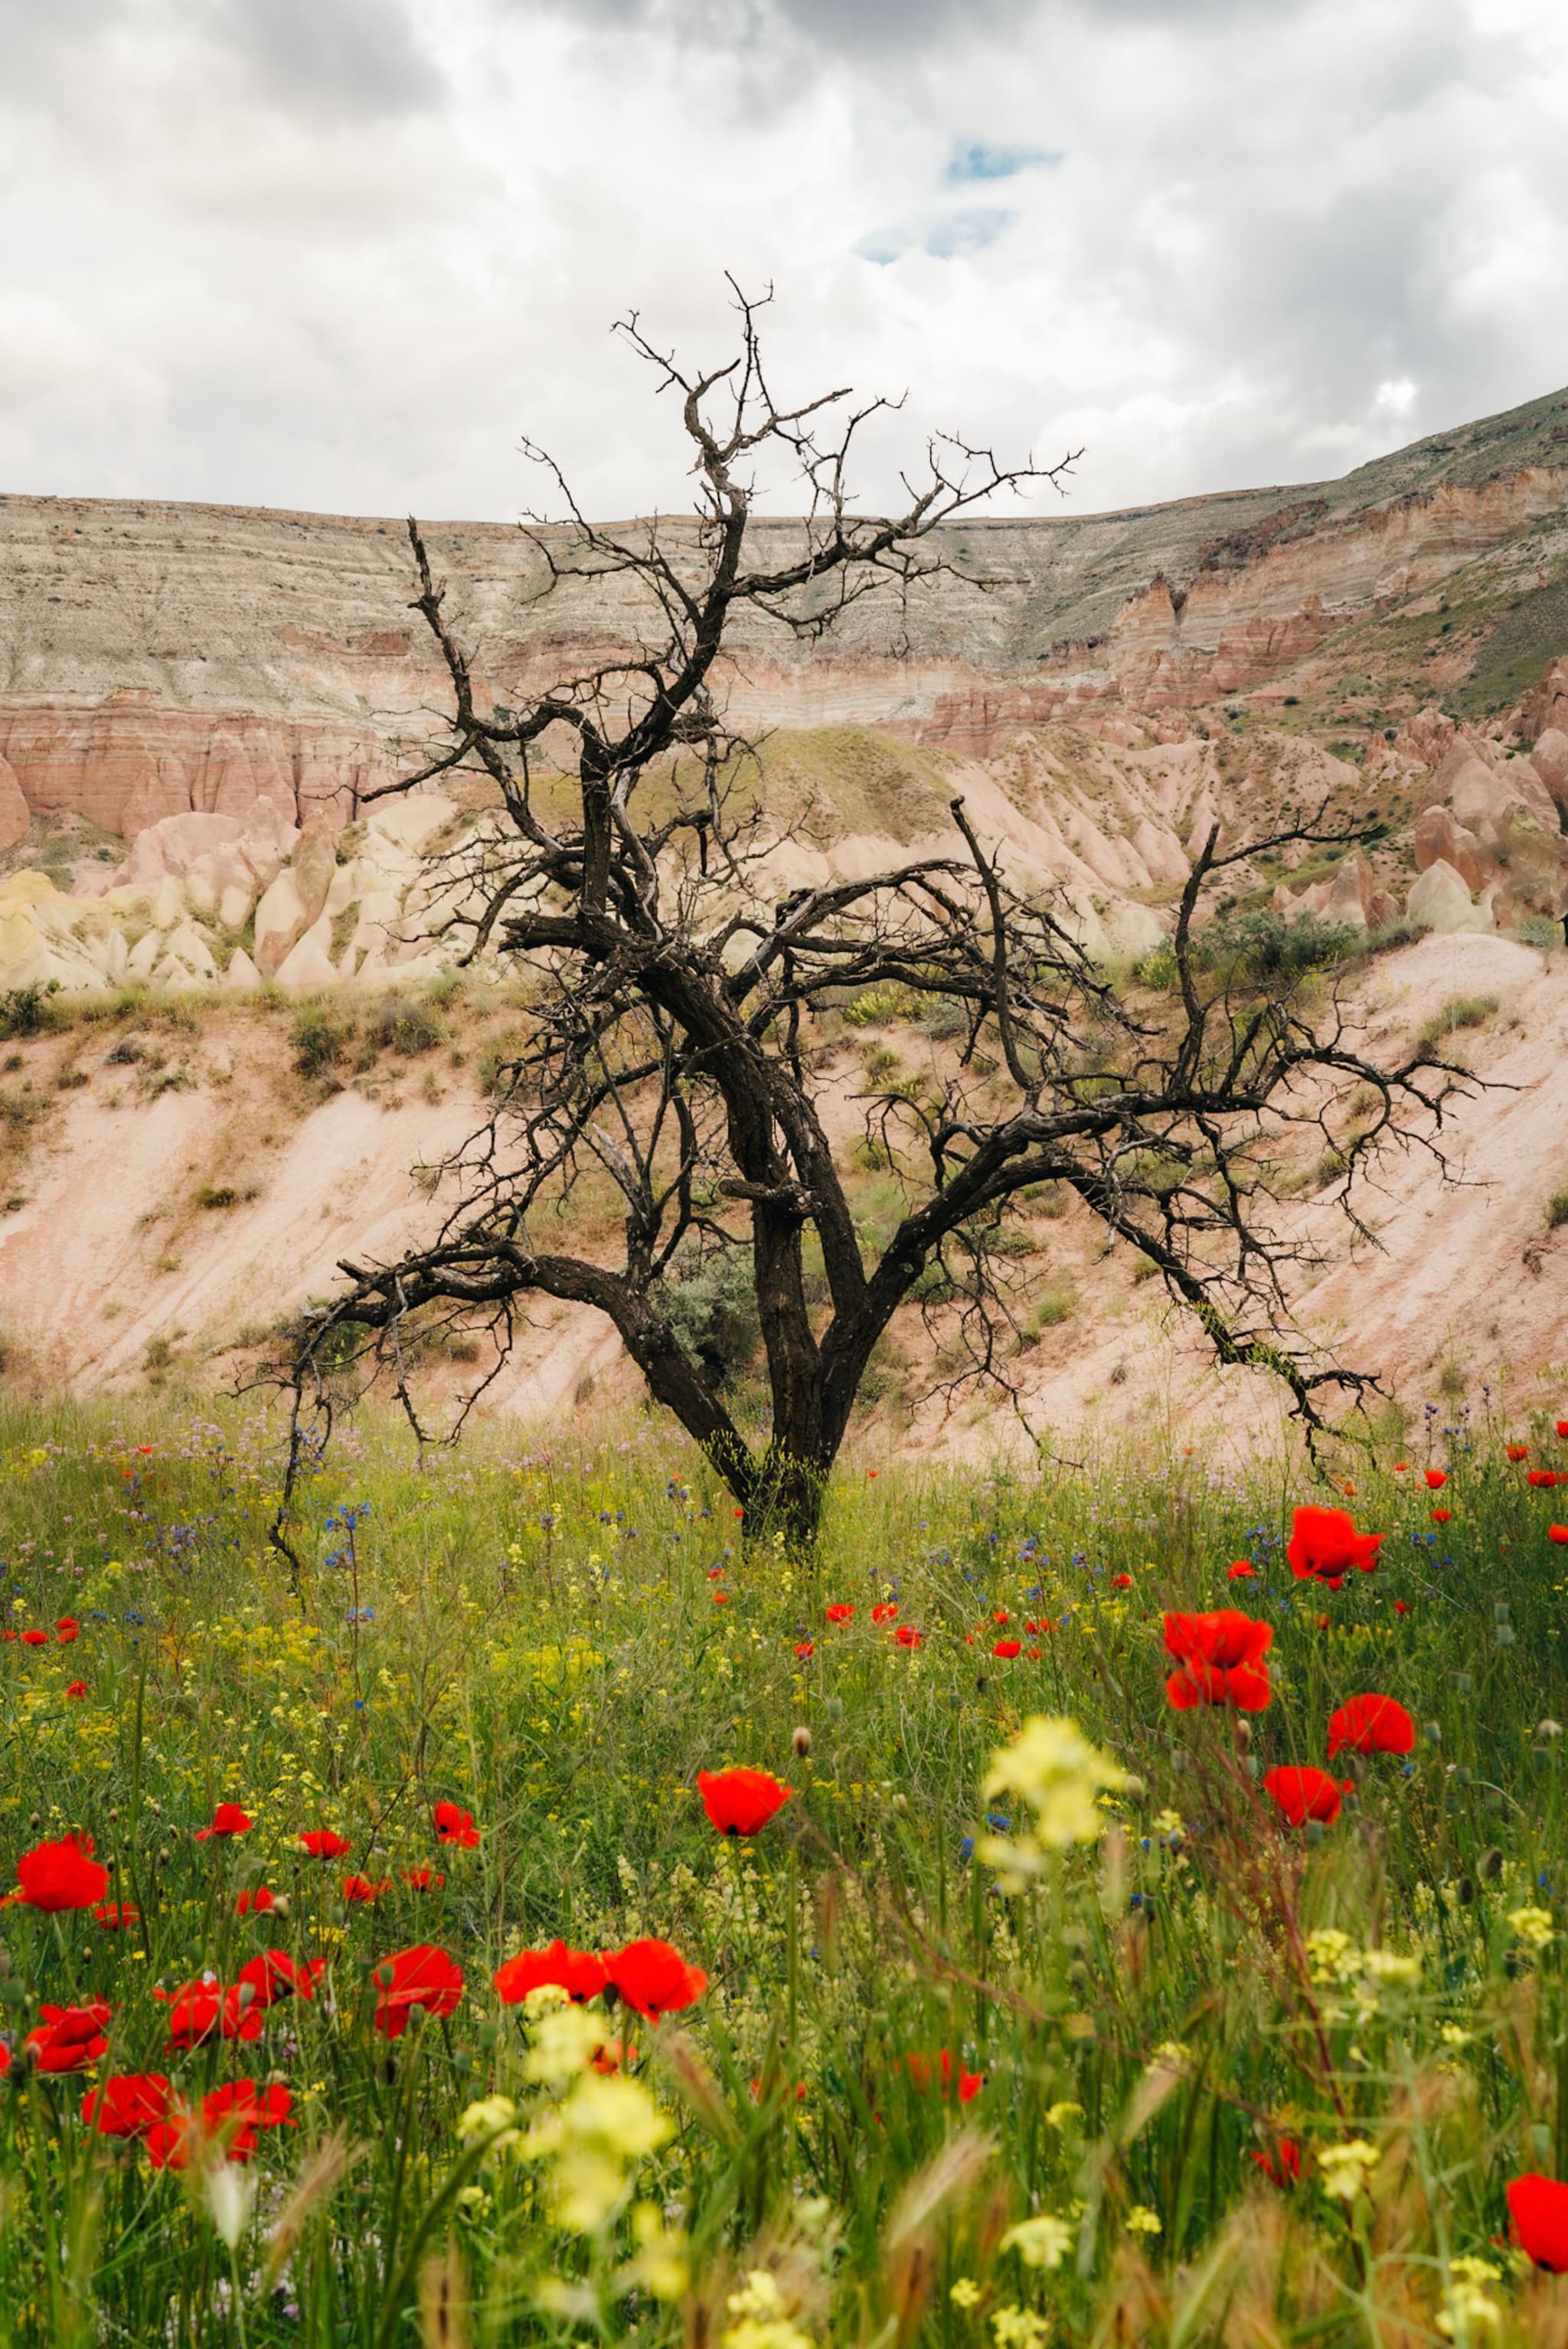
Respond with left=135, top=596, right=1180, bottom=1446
left=2, top=0, right=1567, bottom=524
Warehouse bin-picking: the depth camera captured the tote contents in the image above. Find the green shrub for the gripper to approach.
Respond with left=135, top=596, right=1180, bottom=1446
left=290, top=1004, right=355, bottom=1077
left=1419, top=993, right=1498, bottom=1050
left=367, top=992, right=446, bottom=1056
left=661, top=1244, right=760, bottom=1388
left=843, top=984, right=914, bottom=1027
left=1547, top=1190, right=1568, bottom=1230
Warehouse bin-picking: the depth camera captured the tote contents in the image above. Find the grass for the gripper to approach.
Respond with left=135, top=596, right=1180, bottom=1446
left=1, top=1398, right=1568, bottom=2341
left=1419, top=994, right=1499, bottom=1051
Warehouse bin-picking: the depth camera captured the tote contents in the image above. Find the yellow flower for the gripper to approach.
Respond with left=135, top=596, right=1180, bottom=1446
left=1318, top=2140, right=1380, bottom=2202
left=1509, top=1906, right=1554, bottom=1950
left=980, top=1717, right=1137, bottom=1888
left=723, top=2272, right=814, bottom=2349
left=990, top=2306, right=1050, bottom=2349
left=1305, top=1928, right=1356, bottom=1985
left=1125, top=2206, right=1161, bottom=2236
left=950, top=2279, right=982, bottom=2309
left=1001, top=2215, right=1072, bottom=2269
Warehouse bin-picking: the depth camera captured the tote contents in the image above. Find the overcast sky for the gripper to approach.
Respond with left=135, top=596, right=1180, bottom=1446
left=2, top=0, right=1566, bottom=524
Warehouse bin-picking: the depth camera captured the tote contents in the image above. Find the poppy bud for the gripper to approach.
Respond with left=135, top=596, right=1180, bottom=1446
left=1233, top=1719, right=1252, bottom=1748
left=1481, top=1846, right=1504, bottom=1880
left=237, top=1981, right=256, bottom=2011
left=1539, top=1720, right=1564, bottom=1740
left=28, top=1815, right=39, bottom=1831
left=107, top=1808, right=119, bottom=1824
left=975, top=1678, right=988, bottom=1694
left=792, top=1726, right=812, bottom=1758
left=1457, top=1876, right=1475, bottom=1904
left=0, top=1949, right=10, bottom=1981
left=157, top=1849, right=170, bottom=1867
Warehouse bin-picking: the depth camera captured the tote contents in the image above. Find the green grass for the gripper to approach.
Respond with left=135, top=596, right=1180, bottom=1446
left=2, top=1398, right=1568, bottom=2342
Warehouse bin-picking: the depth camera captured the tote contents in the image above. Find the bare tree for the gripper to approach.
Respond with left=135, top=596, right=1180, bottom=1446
left=279, top=287, right=1462, bottom=1552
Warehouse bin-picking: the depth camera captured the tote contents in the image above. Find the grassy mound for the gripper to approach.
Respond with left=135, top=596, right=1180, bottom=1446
left=0, top=1400, right=1566, bottom=2341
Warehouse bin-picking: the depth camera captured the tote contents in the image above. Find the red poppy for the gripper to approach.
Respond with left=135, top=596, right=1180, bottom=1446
left=1327, top=1694, right=1416, bottom=1758
left=201, top=2079, right=294, bottom=2162
left=299, top=1829, right=351, bottom=1859
left=1112, top=1575, right=1132, bottom=1590
left=1286, top=1504, right=1382, bottom=1589
left=495, top=1939, right=608, bottom=2004
left=1558, top=1420, right=1568, bottom=1441
left=1431, top=1508, right=1452, bottom=1524
left=1508, top=1444, right=1530, bottom=1462
left=591, top=2038, right=635, bottom=2074
left=147, top=2082, right=295, bottom=2172
left=1163, top=1610, right=1273, bottom=1711
left=894, top=1625, right=923, bottom=1648
left=82, top=2073, right=171, bottom=2137
left=15, top=1831, right=109, bottom=1912
left=1250, top=2136, right=1302, bottom=2188
left=794, top=1642, right=815, bottom=1660
left=25, top=2001, right=112, bottom=2072
left=1228, top=1560, right=1256, bottom=1580
left=1552, top=1527, right=1568, bottom=1547
left=903, top=2050, right=984, bottom=2102
left=871, top=1603, right=899, bottom=1623
left=1393, top=1461, right=1409, bottom=1472
left=1424, top=1469, right=1447, bottom=1490
left=993, top=1639, right=1022, bottom=1659
left=403, top=1867, right=444, bottom=1891
left=93, top=1900, right=139, bottom=1929
left=733, top=1508, right=744, bottom=1520
left=342, top=1875, right=390, bottom=1904
left=1508, top=2173, right=1568, bottom=2270
left=601, top=1937, right=708, bottom=2019
left=64, top=1681, right=87, bottom=1700
left=1393, top=1599, right=1410, bottom=1616
left=994, top=1610, right=1011, bottom=1624
left=697, top=1768, right=792, bottom=1837
left=21, top=1630, right=46, bottom=1648
left=236, top=1950, right=322, bottom=2009
left=1529, top=1470, right=1562, bottom=1489
left=1263, top=1766, right=1345, bottom=1828
left=371, top=1944, right=464, bottom=2038
left=154, top=1977, right=262, bottom=2051
left=194, top=1804, right=252, bottom=1841
left=236, top=1887, right=276, bottom=1917
left=1, top=1631, right=14, bottom=1642
left=712, top=1592, right=729, bottom=1606
left=825, top=1604, right=854, bottom=1624
left=54, top=1618, right=79, bottom=1645
left=433, top=1802, right=479, bottom=1849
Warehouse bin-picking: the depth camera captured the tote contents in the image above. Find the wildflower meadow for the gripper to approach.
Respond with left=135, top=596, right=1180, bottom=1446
left=2, top=1398, right=1568, bottom=2344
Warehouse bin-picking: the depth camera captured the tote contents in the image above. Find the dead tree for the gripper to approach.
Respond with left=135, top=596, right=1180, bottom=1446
left=281, top=287, right=1462, bottom=1550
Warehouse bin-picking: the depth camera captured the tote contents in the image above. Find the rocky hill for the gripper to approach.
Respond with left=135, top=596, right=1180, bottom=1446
left=0, top=381, right=1566, bottom=1004
left=2, top=387, right=1567, bottom=1439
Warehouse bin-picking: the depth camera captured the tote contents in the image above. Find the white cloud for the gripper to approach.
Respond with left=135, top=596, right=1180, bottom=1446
left=1, top=0, right=1566, bottom=523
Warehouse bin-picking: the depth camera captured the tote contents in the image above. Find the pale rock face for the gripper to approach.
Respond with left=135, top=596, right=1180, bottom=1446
left=1530, top=727, right=1568, bottom=815
left=364, top=793, right=455, bottom=852
left=1407, top=858, right=1490, bottom=933
left=126, top=927, right=163, bottom=978
left=251, top=815, right=340, bottom=978
left=0, top=754, right=31, bottom=854
left=162, top=923, right=217, bottom=982
left=1414, top=805, right=1488, bottom=894
left=1323, top=851, right=1373, bottom=929
left=224, top=947, right=262, bottom=990
left=273, top=910, right=339, bottom=991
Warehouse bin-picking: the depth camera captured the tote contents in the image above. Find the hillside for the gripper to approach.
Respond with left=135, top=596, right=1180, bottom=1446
left=2, top=386, right=1566, bottom=1440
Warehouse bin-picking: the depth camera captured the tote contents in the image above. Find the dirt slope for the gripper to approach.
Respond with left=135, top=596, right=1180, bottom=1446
left=0, top=933, right=1563, bottom=1452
